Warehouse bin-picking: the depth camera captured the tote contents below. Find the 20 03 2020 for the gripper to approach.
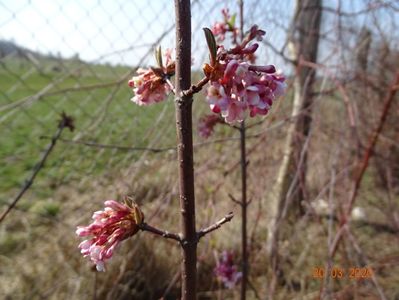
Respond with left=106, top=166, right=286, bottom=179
left=312, top=267, right=373, bottom=279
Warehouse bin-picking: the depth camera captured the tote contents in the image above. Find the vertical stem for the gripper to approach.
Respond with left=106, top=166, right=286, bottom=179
left=238, top=1, right=248, bottom=300
left=240, top=123, right=248, bottom=300
left=174, top=1, right=197, bottom=299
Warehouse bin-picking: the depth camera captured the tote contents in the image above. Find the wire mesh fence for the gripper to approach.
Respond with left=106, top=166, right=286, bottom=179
left=0, top=0, right=297, bottom=199
left=1, top=0, right=399, bottom=299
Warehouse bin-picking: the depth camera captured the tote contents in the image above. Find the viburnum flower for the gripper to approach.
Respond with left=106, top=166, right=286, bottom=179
left=76, top=199, right=144, bottom=272
left=203, top=24, right=286, bottom=123
left=214, top=251, right=242, bottom=289
left=198, top=114, right=223, bottom=138
left=211, top=8, right=238, bottom=42
left=128, top=47, right=175, bottom=106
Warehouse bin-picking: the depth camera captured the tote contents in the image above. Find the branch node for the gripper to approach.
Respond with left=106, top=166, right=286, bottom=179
left=182, top=76, right=210, bottom=97
left=228, top=193, right=242, bottom=206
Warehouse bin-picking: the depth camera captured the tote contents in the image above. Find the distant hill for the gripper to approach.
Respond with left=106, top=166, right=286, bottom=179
left=0, top=40, right=39, bottom=59
left=0, top=39, right=83, bottom=70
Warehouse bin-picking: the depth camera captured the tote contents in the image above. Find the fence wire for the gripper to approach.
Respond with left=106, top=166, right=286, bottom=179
left=1, top=0, right=399, bottom=299
left=0, top=0, right=299, bottom=201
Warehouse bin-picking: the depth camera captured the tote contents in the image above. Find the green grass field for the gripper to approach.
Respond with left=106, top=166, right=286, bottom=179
left=0, top=57, right=178, bottom=200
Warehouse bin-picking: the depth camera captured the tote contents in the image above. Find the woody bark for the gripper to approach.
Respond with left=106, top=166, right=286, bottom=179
left=266, top=0, right=322, bottom=264
left=174, top=0, right=197, bottom=299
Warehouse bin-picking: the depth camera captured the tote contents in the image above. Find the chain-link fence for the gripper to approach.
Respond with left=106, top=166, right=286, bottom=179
left=1, top=1, right=399, bottom=299
left=0, top=0, right=294, bottom=200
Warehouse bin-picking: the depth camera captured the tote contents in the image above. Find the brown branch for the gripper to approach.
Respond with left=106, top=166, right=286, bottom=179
left=239, top=122, right=249, bottom=300
left=237, top=3, right=249, bottom=299
left=197, top=212, right=234, bottom=240
left=138, top=223, right=181, bottom=242
left=0, top=112, right=74, bottom=224
left=330, top=71, right=399, bottom=258
left=182, top=76, right=210, bottom=97
left=174, top=1, right=197, bottom=298
left=229, top=193, right=242, bottom=206
left=319, top=3, right=392, bottom=17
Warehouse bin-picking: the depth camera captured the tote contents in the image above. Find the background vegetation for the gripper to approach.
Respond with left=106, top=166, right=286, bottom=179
left=1, top=0, right=398, bottom=299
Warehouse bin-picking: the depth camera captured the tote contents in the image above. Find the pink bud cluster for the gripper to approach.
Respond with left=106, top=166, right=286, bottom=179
left=128, top=49, right=175, bottom=106
left=198, top=114, right=223, bottom=138
left=205, top=26, right=286, bottom=123
left=76, top=200, right=143, bottom=272
left=211, top=9, right=238, bottom=42
left=128, top=69, right=171, bottom=106
left=214, top=251, right=242, bottom=289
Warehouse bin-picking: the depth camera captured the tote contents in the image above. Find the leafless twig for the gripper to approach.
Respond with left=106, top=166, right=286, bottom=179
left=0, top=112, right=74, bottom=224
left=138, top=223, right=181, bottom=242
left=39, top=136, right=175, bottom=153
left=197, top=212, right=234, bottom=240
left=182, top=76, right=210, bottom=97
left=330, top=71, right=399, bottom=257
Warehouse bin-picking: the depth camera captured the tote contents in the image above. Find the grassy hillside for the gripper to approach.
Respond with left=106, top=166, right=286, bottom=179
left=0, top=57, right=178, bottom=198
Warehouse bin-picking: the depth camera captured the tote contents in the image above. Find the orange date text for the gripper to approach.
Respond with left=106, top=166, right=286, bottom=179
left=312, top=267, right=373, bottom=279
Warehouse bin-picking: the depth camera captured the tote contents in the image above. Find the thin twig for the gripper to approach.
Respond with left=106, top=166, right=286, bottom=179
left=345, top=229, right=388, bottom=300
left=162, top=269, right=182, bottom=298
left=182, top=76, right=210, bottom=97
left=39, top=136, right=175, bottom=153
left=0, top=113, right=74, bottom=223
left=262, top=40, right=297, bottom=65
left=228, top=193, right=242, bottom=206
left=197, top=212, right=234, bottom=240
left=330, top=71, right=399, bottom=258
left=40, top=111, right=301, bottom=155
left=138, top=222, right=181, bottom=242
left=247, top=279, right=261, bottom=300
left=165, top=77, right=176, bottom=94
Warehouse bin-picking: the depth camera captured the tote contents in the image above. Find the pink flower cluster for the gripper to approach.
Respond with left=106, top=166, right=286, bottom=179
left=76, top=200, right=144, bottom=272
left=198, top=114, right=223, bottom=138
left=211, top=9, right=238, bottom=42
left=214, top=251, right=242, bottom=289
left=128, top=49, right=175, bottom=106
left=205, top=26, right=286, bottom=123
left=128, top=69, right=171, bottom=105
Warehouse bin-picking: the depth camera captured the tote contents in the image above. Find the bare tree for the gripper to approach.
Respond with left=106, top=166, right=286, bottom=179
left=355, top=26, right=372, bottom=74
left=266, top=0, right=323, bottom=268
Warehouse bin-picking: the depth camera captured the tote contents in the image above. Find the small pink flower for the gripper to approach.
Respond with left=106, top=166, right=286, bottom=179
left=129, top=50, right=175, bottom=106
left=223, top=99, right=246, bottom=123
left=248, top=25, right=265, bottom=41
left=214, top=251, right=242, bottom=289
left=212, top=22, right=228, bottom=41
left=128, top=68, right=171, bottom=106
left=198, top=114, right=223, bottom=138
left=211, top=8, right=238, bottom=42
left=76, top=199, right=144, bottom=271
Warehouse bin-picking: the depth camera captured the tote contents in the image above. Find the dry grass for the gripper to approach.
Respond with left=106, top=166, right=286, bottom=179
left=1, top=79, right=399, bottom=300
